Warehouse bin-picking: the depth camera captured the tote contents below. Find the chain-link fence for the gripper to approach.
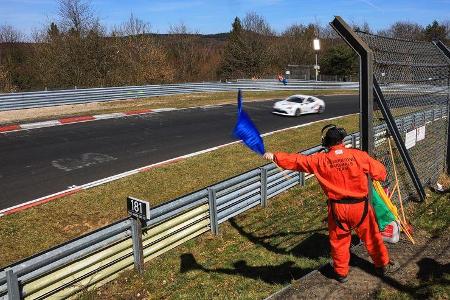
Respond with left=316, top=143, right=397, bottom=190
left=356, top=31, right=450, bottom=201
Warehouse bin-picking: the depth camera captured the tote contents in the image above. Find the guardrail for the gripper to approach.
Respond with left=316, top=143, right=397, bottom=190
left=0, top=106, right=446, bottom=299
left=0, top=80, right=358, bottom=111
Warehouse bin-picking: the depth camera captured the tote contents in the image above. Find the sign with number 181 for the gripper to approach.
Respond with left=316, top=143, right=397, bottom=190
left=127, top=197, right=150, bottom=220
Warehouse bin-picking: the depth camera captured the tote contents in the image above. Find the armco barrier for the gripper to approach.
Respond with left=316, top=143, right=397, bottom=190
left=0, top=80, right=358, bottom=111
left=0, top=106, right=446, bottom=299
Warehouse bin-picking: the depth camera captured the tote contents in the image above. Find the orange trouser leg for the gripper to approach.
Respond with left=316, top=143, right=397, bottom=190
left=355, top=205, right=390, bottom=268
left=327, top=207, right=352, bottom=277
left=328, top=201, right=390, bottom=276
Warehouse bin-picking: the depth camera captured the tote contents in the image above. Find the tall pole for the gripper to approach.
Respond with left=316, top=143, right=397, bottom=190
left=313, top=38, right=320, bottom=82
left=315, top=53, right=318, bottom=81
left=433, top=41, right=450, bottom=174
left=330, top=17, right=373, bottom=155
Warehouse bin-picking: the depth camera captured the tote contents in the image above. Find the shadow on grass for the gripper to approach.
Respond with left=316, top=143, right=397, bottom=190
left=417, top=257, right=449, bottom=283
left=346, top=252, right=450, bottom=299
left=228, top=218, right=330, bottom=259
left=178, top=218, right=335, bottom=285
left=179, top=253, right=314, bottom=284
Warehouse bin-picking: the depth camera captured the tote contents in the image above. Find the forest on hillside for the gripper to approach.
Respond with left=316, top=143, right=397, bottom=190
left=0, top=0, right=449, bottom=92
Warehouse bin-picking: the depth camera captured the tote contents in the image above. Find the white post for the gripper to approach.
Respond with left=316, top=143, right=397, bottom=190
left=313, top=38, right=320, bottom=82
left=315, top=53, right=318, bottom=81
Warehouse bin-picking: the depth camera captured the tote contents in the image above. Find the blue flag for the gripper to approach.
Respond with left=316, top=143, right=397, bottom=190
left=233, top=90, right=265, bottom=155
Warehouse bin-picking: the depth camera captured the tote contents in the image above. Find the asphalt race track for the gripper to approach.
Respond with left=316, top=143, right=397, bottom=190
left=0, top=94, right=358, bottom=210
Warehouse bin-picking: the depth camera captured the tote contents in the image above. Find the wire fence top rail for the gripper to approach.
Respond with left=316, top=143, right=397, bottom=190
left=0, top=80, right=358, bottom=111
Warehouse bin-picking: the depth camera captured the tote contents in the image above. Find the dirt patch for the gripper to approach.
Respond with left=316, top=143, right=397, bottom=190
left=267, top=227, right=449, bottom=300
left=62, top=219, right=110, bottom=236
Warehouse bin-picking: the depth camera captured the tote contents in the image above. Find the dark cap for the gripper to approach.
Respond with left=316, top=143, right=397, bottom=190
left=321, top=124, right=347, bottom=147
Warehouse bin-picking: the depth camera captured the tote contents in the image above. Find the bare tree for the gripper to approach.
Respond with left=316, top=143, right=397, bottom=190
left=57, top=0, right=97, bottom=34
left=168, top=22, right=194, bottom=35
left=320, top=24, right=339, bottom=40
left=352, top=21, right=372, bottom=33
left=278, top=23, right=316, bottom=67
left=443, top=20, right=450, bottom=40
left=166, top=22, right=203, bottom=81
left=112, top=13, right=150, bottom=36
left=0, top=65, right=15, bottom=92
left=379, top=22, right=424, bottom=40
left=242, top=12, right=274, bottom=36
left=0, top=24, right=23, bottom=43
left=0, top=24, right=28, bottom=90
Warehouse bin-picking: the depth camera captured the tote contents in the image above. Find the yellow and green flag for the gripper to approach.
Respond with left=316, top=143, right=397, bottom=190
left=371, top=181, right=397, bottom=231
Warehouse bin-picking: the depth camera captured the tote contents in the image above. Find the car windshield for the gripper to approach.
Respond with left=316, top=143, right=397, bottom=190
left=286, top=97, right=304, bottom=104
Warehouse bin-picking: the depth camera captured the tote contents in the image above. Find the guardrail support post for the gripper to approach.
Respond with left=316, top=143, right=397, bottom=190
left=299, top=172, right=305, bottom=186
left=260, top=167, right=268, bottom=207
left=400, top=118, right=405, bottom=133
left=130, top=217, right=144, bottom=274
left=208, top=187, right=219, bottom=235
left=6, top=268, right=21, bottom=300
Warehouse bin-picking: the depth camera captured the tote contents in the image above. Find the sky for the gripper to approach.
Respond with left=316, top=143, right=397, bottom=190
left=0, top=0, right=449, bottom=37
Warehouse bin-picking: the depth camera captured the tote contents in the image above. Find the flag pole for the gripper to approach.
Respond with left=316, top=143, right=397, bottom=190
left=387, top=137, right=407, bottom=225
left=273, top=161, right=293, bottom=181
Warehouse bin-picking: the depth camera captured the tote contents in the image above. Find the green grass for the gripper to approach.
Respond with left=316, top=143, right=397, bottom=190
left=77, top=170, right=450, bottom=300
left=412, top=189, right=450, bottom=235
left=75, top=181, right=450, bottom=300
left=0, top=114, right=359, bottom=268
left=79, top=180, right=330, bottom=300
left=374, top=189, right=450, bottom=300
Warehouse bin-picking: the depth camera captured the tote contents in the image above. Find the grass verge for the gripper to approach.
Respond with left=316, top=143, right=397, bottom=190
left=78, top=164, right=450, bottom=299
left=1, top=89, right=356, bottom=125
left=0, top=114, right=359, bottom=268
left=80, top=180, right=329, bottom=300
left=375, top=188, right=450, bottom=300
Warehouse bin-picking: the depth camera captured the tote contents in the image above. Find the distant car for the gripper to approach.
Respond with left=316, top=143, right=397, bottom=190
left=272, top=95, right=325, bottom=116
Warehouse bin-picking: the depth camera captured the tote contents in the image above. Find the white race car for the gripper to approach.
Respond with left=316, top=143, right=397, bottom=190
left=272, top=95, right=325, bottom=116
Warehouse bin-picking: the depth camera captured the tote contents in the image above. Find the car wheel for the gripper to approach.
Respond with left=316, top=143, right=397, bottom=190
left=318, top=106, right=325, bottom=113
left=295, top=108, right=301, bottom=116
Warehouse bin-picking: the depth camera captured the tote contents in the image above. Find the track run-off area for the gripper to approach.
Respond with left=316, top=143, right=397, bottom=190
left=0, top=94, right=358, bottom=210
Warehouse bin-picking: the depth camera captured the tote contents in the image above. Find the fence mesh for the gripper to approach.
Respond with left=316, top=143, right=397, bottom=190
left=357, top=31, right=450, bottom=201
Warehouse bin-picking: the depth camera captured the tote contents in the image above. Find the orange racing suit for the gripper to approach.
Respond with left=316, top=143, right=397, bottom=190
left=274, top=144, right=390, bottom=277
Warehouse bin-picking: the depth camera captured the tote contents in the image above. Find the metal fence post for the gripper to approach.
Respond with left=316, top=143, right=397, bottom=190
left=400, top=118, right=405, bottom=134
left=299, top=172, right=305, bottom=186
left=373, top=79, right=426, bottom=201
left=351, top=134, right=357, bottom=148
left=330, top=16, right=374, bottom=155
left=433, top=40, right=450, bottom=174
left=208, top=187, right=219, bottom=235
left=130, top=217, right=144, bottom=274
left=260, top=167, right=268, bottom=207
left=6, top=268, right=21, bottom=300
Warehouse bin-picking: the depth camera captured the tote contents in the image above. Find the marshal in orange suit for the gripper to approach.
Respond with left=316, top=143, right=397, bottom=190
left=263, top=124, right=399, bottom=282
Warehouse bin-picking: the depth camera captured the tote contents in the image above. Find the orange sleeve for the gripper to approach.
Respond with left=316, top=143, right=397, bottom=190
left=273, top=152, right=316, bottom=173
left=360, top=151, right=387, bottom=181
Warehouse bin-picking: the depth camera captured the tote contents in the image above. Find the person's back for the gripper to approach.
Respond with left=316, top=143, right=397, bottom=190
left=263, top=124, right=399, bottom=283
left=277, top=144, right=386, bottom=201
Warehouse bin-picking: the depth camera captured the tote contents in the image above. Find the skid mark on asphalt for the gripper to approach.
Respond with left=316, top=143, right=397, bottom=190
left=52, top=153, right=117, bottom=172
